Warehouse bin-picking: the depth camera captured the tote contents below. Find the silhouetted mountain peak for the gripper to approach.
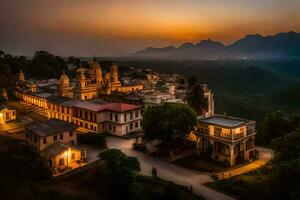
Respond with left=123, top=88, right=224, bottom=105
left=196, top=39, right=224, bottom=48
left=136, top=31, right=300, bottom=59
left=244, top=34, right=264, bottom=39
left=162, top=45, right=176, bottom=50
left=179, top=42, right=194, bottom=49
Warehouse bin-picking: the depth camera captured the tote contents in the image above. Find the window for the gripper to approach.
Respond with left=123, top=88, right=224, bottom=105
left=69, top=131, right=73, bottom=137
left=59, top=158, right=65, bottom=166
left=124, top=114, right=127, bottom=122
left=214, top=127, right=222, bottom=137
left=115, top=114, right=118, bottom=122
left=130, top=123, right=133, bottom=130
left=71, top=153, right=75, bottom=160
left=113, top=126, right=116, bottom=132
left=135, top=122, right=139, bottom=128
left=59, top=134, right=63, bottom=140
left=43, top=138, right=47, bottom=144
left=109, top=125, right=112, bottom=130
left=130, top=112, right=133, bottom=120
left=110, top=113, right=113, bottom=121
left=53, top=135, right=57, bottom=141
left=135, top=110, right=138, bottom=117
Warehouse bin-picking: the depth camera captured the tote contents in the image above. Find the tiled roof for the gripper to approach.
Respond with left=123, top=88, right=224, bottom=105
left=0, top=104, right=7, bottom=111
left=41, top=142, right=81, bottom=157
left=26, top=119, right=77, bottom=137
left=73, top=102, right=140, bottom=112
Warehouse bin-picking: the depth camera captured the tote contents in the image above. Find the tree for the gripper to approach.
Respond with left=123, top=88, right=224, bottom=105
left=188, top=76, right=197, bottom=86
left=258, top=111, right=293, bottom=145
left=67, top=56, right=81, bottom=66
left=28, top=51, right=68, bottom=79
left=0, top=63, right=14, bottom=93
left=142, top=103, right=197, bottom=142
left=98, top=149, right=140, bottom=198
left=186, top=84, right=208, bottom=116
left=270, top=130, right=300, bottom=199
left=177, top=78, right=185, bottom=88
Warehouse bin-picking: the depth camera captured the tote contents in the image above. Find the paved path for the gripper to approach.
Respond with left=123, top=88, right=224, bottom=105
left=107, top=136, right=235, bottom=200
left=214, top=146, right=274, bottom=180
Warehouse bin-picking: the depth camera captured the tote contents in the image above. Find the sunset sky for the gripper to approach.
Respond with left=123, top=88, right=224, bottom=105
left=1, top=0, right=300, bottom=56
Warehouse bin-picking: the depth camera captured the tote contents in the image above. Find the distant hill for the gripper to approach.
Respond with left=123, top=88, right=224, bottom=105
left=136, top=31, right=300, bottom=60
left=269, top=84, right=300, bottom=109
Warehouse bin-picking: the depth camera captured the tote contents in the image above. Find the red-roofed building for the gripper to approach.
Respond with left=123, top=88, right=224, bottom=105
left=72, top=102, right=142, bottom=136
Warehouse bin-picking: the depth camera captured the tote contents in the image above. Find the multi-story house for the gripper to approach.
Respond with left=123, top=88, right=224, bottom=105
left=191, top=115, right=256, bottom=166
left=72, top=102, right=142, bottom=136
left=25, top=119, right=84, bottom=171
left=143, top=92, right=184, bottom=107
left=46, top=96, right=78, bottom=123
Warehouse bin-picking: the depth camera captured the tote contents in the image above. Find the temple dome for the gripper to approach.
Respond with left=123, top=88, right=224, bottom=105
left=59, top=70, right=70, bottom=88
left=88, top=62, right=102, bottom=75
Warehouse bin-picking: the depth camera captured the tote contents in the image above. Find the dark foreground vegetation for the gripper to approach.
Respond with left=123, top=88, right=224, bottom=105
left=0, top=135, right=200, bottom=200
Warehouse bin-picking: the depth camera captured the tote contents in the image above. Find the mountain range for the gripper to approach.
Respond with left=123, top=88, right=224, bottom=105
left=136, top=31, right=300, bottom=60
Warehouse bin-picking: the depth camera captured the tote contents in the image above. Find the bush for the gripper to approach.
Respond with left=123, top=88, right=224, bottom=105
left=133, top=143, right=146, bottom=153
left=78, top=133, right=107, bottom=148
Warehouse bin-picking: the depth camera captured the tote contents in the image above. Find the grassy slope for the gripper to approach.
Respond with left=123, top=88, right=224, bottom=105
left=204, top=169, right=273, bottom=200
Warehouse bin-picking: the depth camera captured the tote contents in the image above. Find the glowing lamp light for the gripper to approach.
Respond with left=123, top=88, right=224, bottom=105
left=0, top=112, right=5, bottom=125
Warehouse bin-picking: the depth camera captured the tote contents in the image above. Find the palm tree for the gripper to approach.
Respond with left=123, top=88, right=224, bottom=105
left=186, top=84, right=208, bottom=116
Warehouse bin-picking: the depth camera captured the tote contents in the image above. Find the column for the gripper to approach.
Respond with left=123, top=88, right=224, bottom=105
left=229, top=145, right=235, bottom=166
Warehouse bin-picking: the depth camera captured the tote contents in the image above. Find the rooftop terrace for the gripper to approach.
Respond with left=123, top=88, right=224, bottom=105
left=198, top=115, right=252, bottom=128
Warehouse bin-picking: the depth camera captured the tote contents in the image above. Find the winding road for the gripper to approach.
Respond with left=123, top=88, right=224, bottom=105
left=107, top=136, right=235, bottom=200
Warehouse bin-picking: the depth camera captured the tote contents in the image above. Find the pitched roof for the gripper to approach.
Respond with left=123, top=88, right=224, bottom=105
left=41, top=142, right=80, bottom=157
left=0, top=104, right=7, bottom=111
left=26, top=119, right=77, bottom=137
left=73, top=102, right=140, bottom=112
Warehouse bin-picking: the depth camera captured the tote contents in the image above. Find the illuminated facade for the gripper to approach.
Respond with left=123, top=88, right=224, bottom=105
left=0, top=105, right=16, bottom=125
left=191, top=115, right=256, bottom=166
left=56, top=70, right=73, bottom=98
left=72, top=101, right=142, bottom=136
left=201, top=84, right=214, bottom=118
left=74, top=62, right=143, bottom=100
left=25, top=119, right=84, bottom=171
